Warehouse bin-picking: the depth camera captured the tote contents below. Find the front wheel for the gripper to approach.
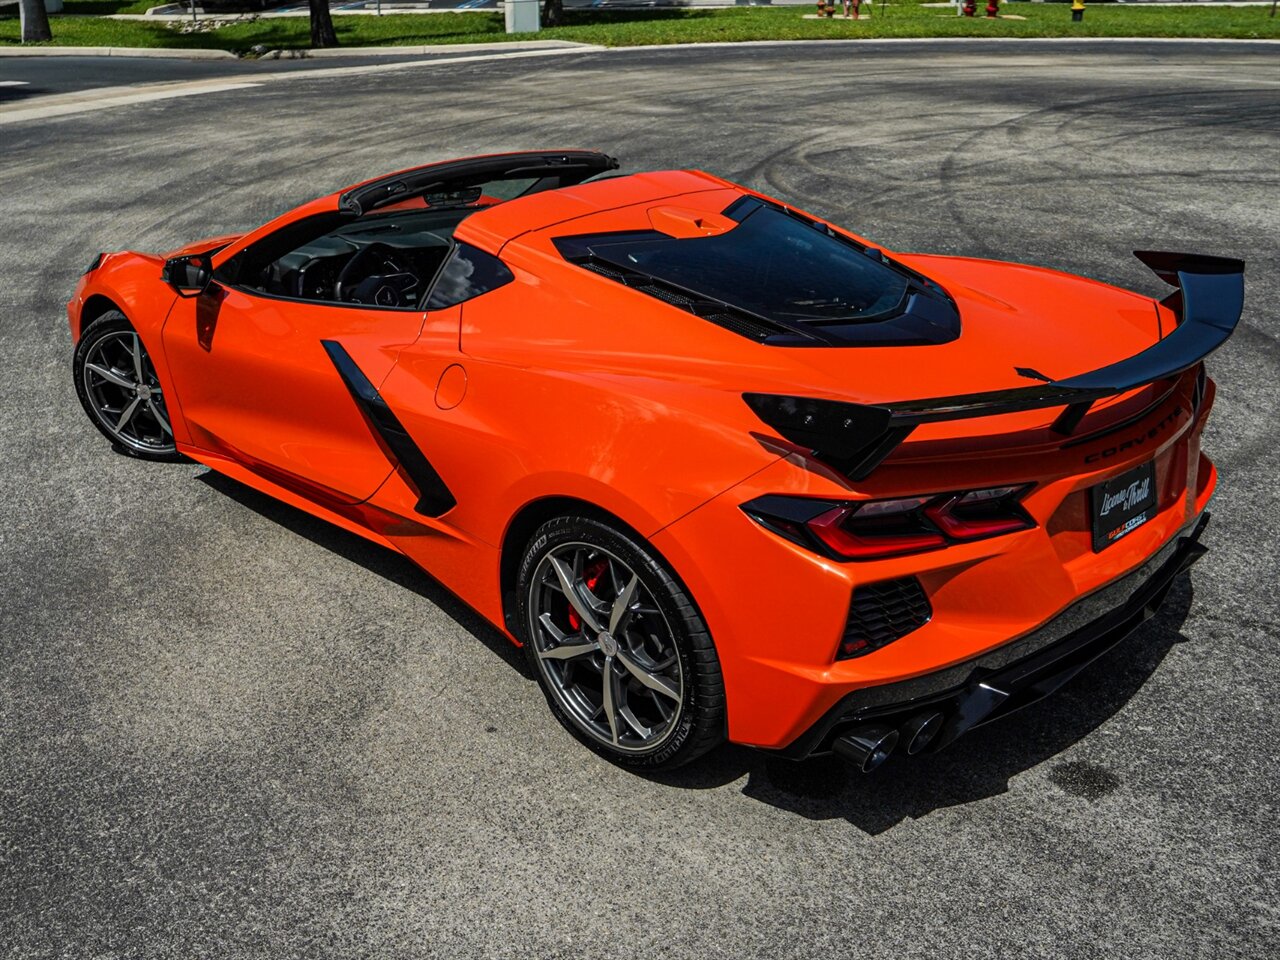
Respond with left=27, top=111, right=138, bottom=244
left=73, top=310, right=182, bottom=461
left=516, top=514, right=726, bottom=770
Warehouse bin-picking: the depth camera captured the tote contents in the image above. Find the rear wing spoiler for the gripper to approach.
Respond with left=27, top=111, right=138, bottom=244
left=744, top=251, right=1244, bottom=482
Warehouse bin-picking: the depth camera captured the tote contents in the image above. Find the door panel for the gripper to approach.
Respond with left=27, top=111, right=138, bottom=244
left=162, top=284, right=428, bottom=504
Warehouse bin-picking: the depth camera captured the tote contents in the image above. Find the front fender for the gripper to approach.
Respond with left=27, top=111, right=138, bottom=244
left=69, top=252, right=190, bottom=444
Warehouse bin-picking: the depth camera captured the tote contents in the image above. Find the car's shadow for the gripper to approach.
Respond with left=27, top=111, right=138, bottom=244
left=0, top=83, right=44, bottom=105
left=198, top=466, right=1193, bottom=835
left=655, top=580, right=1194, bottom=834
left=196, top=469, right=529, bottom=679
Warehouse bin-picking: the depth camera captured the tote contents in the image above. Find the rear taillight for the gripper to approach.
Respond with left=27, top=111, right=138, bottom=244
left=742, top=485, right=1034, bottom=561
left=809, top=500, right=946, bottom=559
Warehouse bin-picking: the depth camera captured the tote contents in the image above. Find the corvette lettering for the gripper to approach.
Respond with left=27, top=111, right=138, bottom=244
left=1084, top=406, right=1183, bottom=463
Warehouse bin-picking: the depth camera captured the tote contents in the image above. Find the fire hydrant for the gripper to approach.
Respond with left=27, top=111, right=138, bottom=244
left=1071, top=0, right=1085, bottom=20
left=986, top=0, right=999, bottom=17
left=963, top=0, right=976, bottom=16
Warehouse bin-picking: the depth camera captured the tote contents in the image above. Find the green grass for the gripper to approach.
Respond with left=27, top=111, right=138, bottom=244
left=2, top=5, right=1278, bottom=53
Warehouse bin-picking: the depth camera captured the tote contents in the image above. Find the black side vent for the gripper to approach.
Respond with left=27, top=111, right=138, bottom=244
left=573, top=257, right=801, bottom=344
left=839, top=577, right=932, bottom=660
left=321, top=340, right=456, bottom=518
left=579, top=260, right=626, bottom=282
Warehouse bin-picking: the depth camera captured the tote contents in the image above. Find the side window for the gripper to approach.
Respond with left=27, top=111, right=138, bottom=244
left=219, top=209, right=467, bottom=310
left=425, top=243, right=515, bottom=310
left=215, top=212, right=349, bottom=291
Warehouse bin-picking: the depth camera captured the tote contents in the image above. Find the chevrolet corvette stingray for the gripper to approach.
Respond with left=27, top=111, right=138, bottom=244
left=68, top=150, right=1243, bottom=771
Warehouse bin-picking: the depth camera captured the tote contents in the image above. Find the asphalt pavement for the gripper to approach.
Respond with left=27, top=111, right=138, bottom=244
left=0, top=40, right=1277, bottom=959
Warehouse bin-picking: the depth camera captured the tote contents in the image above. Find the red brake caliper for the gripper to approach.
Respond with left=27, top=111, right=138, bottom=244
left=567, top=559, right=608, bottom=633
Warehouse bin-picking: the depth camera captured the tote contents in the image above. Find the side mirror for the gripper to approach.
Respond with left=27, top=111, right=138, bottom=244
left=162, top=254, right=213, bottom=297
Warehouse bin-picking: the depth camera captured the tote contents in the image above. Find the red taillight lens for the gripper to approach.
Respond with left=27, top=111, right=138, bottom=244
left=743, top=485, right=1034, bottom=561
left=925, top=486, right=1032, bottom=541
left=809, top=504, right=947, bottom=560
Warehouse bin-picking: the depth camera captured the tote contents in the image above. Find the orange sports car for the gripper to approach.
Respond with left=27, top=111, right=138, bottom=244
left=68, top=151, right=1242, bottom=772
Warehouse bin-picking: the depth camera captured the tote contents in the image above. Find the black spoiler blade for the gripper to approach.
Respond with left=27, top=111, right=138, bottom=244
left=744, top=250, right=1243, bottom=482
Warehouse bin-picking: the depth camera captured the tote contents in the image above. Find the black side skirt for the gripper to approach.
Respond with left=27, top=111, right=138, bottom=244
left=321, top=340, right=456, bottom=518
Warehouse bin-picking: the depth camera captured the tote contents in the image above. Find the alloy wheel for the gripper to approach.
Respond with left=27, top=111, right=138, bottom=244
left=527, top=542, right=684, bottom=754
left=81, top=330, right=175, bottom=455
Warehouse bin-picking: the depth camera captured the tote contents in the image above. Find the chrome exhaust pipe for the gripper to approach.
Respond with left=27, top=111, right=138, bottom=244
left=901, top=711, right=945, bottom=756
left=832, top=725, right=899, bottom=773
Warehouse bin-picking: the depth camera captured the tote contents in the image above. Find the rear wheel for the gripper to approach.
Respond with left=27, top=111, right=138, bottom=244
left=517, top=514, right=725, bottom=770
left=73, top=310, right=181, bottom=461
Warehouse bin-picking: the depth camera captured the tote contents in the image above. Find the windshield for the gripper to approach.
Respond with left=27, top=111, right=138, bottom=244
left=580, top=206, right=910, bottom=325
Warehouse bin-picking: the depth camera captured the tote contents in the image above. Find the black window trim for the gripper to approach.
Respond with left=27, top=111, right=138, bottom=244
left=212, top=210, right=501, bottom=314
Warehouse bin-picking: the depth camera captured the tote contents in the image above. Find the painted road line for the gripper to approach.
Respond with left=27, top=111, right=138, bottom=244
left=0, top=80, right=261, bottom=125
left=0, top=45, right=599, bottom=123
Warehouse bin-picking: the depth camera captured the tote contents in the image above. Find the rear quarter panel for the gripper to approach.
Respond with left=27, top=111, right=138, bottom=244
left=386, top=263, right=783, bottom=549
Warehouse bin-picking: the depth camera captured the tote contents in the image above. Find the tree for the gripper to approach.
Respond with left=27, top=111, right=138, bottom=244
left=309, top=0, right=338, bottom=48
left=19, top=0, right=53, bottom=43
left=542, top=0, right=563, bottom=27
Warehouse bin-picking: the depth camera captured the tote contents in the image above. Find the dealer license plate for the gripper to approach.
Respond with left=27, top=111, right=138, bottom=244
left=1090, top=461, right=1157, bottom=552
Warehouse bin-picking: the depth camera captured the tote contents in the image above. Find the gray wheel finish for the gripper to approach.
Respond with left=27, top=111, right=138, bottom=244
left=80, top=328, right=175, bottom=455
left=527, top=541, right=685, bottom=755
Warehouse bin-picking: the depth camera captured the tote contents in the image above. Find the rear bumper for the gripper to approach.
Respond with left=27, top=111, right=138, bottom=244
left=778, top=511, right=1210, bottom=760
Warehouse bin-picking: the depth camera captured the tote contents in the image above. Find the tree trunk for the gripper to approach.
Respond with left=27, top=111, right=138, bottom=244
left=309, top=0, right=339, bottom=48
left=19, top=0, right=54, bottom=43
left=541, top=0, right=562, bottom=27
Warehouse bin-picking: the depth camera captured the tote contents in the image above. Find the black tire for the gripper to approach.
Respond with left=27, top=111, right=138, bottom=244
left=73, top=310, right=183, bottom=462
left=516, top=514, right=726, bottom=770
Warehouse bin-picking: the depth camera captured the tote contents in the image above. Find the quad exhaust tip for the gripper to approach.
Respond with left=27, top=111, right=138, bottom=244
left=832, top=725, right=899, bottom=773
left=832, top=712, right=947, bottom=771
left=902, top=711, right=945, bottom=756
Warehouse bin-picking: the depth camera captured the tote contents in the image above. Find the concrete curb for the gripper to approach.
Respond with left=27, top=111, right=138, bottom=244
left=1, top=34, right=1275, bottom=62
left=299, top=39, right=597, bottom=58
left=0, top=45, right=238, bottom=59
left=0, top=38, right=602, bottom=61
left=603, top=35, right=1280, bottom=52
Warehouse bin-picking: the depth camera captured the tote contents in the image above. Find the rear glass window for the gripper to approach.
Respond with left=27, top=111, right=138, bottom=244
left=574, top=207, right=910, bottom=325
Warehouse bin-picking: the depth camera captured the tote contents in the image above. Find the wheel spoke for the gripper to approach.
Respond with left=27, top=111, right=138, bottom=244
left=619, top=705, right=653, bottom=739
left=616, top=650, right=680, bottom=701
left=608, top=575, right=639, bottom=636
left=131, top=333, right=145, bottom=383
left=115, top=397, right=142, bottom=433
left=601, top=658, right=621, bottom=745
left=86, top=363, right=135, bottom=390
left=537, top=614, right=599, bottom=660
left=539, top=641, right=599, bottom=661
left=577, top=560, right=611, bottom=617
left=147, top=400, right=173, bottom=436
left=548, top=553, right=603, bottom=634
left=538, top=611, right=570, bottom=644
